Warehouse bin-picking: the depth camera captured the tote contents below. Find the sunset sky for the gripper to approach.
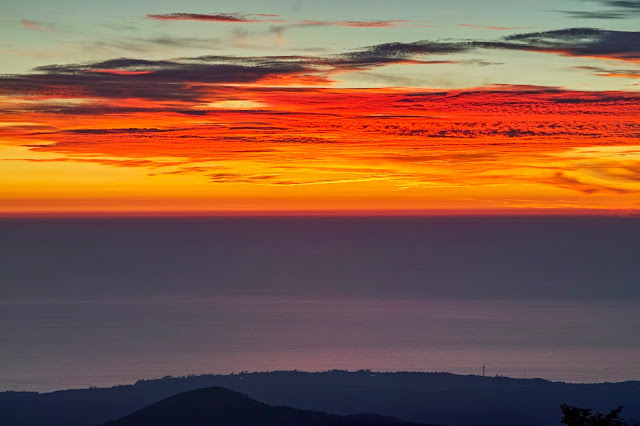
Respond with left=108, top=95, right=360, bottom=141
left=2, top=0, right=640, bottom=215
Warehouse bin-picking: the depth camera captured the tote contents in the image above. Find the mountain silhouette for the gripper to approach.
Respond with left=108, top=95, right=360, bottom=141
left=3, top=371, right=640, bottom=425
left=101, top=386, right=435, bottom=426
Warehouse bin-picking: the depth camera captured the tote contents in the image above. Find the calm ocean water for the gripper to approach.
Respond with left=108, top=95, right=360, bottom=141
left=2, top=217, right=640, bottom=391
left=1, top=297, right=639, bottom=391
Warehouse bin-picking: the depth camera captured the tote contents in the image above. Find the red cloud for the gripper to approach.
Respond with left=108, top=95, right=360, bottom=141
left=145, top=13, right=426, bottom=28
left=146, top=13, right=284, bottom=23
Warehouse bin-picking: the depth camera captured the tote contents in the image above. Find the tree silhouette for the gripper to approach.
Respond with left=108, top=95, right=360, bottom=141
left=561, top=404, right=633, bottom=426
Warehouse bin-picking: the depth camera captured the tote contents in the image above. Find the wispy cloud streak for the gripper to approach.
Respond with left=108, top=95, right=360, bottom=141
left=147, top=13, right=285, bottom=23
left=298, top=19, right=426, bottom=28
left=146, top=12, right=426, bottom=28
left=20, top=19, right=55, bottom=32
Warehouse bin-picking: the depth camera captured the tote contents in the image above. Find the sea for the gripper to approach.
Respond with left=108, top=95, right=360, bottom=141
left=1, top=217, right=639, bottom=391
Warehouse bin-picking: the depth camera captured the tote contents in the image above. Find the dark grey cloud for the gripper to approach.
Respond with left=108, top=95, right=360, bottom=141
left=601, top=0, right=640, bottom=8
left=0, top=56, right=316, bottom=103
left=351, top=28, right=640, bottom=63
left=500, top=28, right=640, bottom=61
left=559, top=0, right=640, bottom=19
left=561, top=10, right=631, bottom=19
left=348, top=41, right=468, bottom=60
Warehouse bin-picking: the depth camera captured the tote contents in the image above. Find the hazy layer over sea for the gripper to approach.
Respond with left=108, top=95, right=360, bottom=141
left=2, top=217, right=639, bottom=391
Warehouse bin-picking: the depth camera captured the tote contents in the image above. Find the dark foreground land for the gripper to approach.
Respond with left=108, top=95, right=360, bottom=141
left=1, top=371, right=639, bottom=426
left=101, top=386, right=437, bottom=426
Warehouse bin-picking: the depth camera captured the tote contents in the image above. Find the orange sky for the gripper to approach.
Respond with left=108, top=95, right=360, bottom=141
left=2, top=85, right=639, bottom=216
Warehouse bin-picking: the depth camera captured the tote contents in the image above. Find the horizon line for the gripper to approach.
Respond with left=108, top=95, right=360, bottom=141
left=6, top=369, right=638, bottom=394
left=2, top=208, right=640, bottom=219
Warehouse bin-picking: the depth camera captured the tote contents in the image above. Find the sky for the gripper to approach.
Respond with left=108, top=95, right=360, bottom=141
left=1, top=0, right=640, bottom=215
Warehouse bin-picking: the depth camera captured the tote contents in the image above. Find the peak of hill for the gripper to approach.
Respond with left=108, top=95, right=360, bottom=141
left=102, top=386, right=432, bottom=426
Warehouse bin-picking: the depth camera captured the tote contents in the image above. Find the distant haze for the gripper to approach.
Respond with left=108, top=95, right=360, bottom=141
left=2, top=217, right=639, bottom=301
left=1, top=217, right=639, bottom=390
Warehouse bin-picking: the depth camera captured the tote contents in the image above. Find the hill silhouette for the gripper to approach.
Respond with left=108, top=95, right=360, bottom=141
left=101, top=386, right=434, bottom=426
left=2, top=371, right=639, bottom=426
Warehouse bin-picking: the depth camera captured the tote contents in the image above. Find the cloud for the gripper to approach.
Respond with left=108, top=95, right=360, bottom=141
left=593, top=0, right=640, bottom=9
left=146, top=13, right=284, bottom=23
left=5, top=84, right=638, bottom=148
left=89, top=69, right=154, bottom=75
left=543, top=172, right=632, bottom=194
left=207, top=172, right=281, bottom=184
left=7, top=157, right=185, bottom=169
left=298, top=19, right=426, bottom=28
left=559, top=0, right=640, bottom=19
left=20, top=19, right=54, bottom=32
left=329, top=27, right=640, bottom=66
left=560, top=10, right=631, bottom=19
left=498, top=28, right=640, bottom=62
left=90, top=33, right=284, bottom=53
left=58, top=127, right=188, bottom=135
left=135, top=36, right=222, bottom=49
left=574, top=65, right=640, bottom=79
left=146, top=12, right=428, bottom=31
left=336, top=41, right=470, bottom=70
left=0, top=56, right=326, bottom=103
left=339, top=28, right=640, bottom=64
